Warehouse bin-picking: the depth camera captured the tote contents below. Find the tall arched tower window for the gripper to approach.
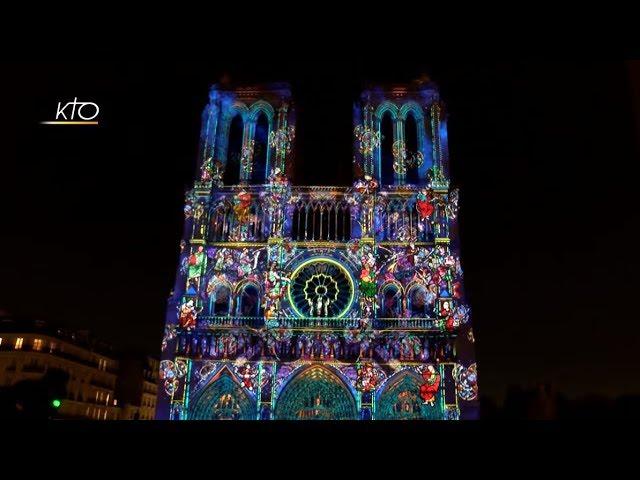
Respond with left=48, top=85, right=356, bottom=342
left=224, top=114, right=243, bottom=185
left=381, top=284, right=402, bottom=318
left=251, top=113, right=270, bottom=184
left=407, top=285, right=434, bottom=318
left=380, top=112, right=395, bottom=185
left=405, top=112, right=420, bottom=184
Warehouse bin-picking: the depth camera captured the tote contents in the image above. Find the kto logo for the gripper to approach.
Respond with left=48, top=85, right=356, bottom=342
left=41, top=98, right=100, bottom=125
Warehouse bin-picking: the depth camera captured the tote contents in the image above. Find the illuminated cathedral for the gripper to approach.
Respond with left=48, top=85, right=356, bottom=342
left=157, top=80, right=479, bottom=420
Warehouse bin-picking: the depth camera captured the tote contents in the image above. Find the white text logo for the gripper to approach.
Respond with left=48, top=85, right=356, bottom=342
left=41, top=98, right=100, bottom=125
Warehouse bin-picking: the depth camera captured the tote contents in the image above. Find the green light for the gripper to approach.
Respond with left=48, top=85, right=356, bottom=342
left=288, top=258, right=355, bottom=319
left=51, top=399, right=61, bottom=409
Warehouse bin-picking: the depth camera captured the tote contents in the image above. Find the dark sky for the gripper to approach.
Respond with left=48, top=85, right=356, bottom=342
left=1, top=61, right=638, bottom=401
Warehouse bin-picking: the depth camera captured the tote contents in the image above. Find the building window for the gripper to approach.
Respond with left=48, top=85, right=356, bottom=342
left=96, top=358, right=108, bottom=371
left=224, top=114, right=244, bottom=185
left=404, top=112, right=420, bottom=184
left=236, top=283, right=261, bottom=317
left=251, top=112, right=270, bottom=184
left=407, top=285, right=435, bottom=318
left=49, top=342, right=57, bottom=352
left=381, top=284, right=402, bottom=318
left=210, top=284, right=231, bottom=316
left=33, top=338, right=43, bottom=351
left=14, top=338, right=23, bottom=350
left=380, top=111, right=395, bottom=185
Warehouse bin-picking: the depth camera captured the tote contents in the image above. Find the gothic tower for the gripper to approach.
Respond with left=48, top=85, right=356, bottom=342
left=157, top=80, right=478, bottom=420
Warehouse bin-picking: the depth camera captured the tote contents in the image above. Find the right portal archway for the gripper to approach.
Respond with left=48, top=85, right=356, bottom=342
left=375, top=370, right=444, bottom=420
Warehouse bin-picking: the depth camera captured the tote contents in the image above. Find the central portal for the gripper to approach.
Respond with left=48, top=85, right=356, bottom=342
left=274, top=365, right=359, bottom=420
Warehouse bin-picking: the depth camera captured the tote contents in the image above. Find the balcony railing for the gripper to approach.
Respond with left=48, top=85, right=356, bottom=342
left=277, top=317, right=360, bottom=329
left=199, top=316, right=265, bottom=328
left=90, top=378, right=115, bottom=390
left=380, top=197, right=433, bottom=242
left=290, top=189, right=351, bottom=242
left=208, top=196, right=267, bottom=242
left=202, top=186, right=450, bottom=244
left=197, top=316, right=441, bottom=330
left=373, top=318, right=438, bottom=330
left=205, top=187, right=353, bottom=243
left=198, top=316, right=361, bottom=329
left=174, top=327, right=457, bottom=363
left=21, top=364, right=47, bottom=373
left=0, top=345, right=117, bottom=374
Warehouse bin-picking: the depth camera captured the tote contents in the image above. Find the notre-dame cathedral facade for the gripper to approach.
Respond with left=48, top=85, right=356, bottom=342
left=157, top=80, right=479, bottom=420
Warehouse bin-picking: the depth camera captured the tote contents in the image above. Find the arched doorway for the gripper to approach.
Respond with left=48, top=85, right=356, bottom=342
left=189, top=370, right=256, bottom=420
left=274, top=365, right=358, bottom=420
left=375, top=370, right=443, bottom=420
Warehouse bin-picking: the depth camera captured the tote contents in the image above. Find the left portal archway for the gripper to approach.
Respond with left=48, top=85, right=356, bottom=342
left=274, top=365, right=358, bottom=420
left=189, top=371, right=256, bottom=420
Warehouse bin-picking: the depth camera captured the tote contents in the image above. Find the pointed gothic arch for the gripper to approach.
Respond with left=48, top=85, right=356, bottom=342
left=375, top=101, right=399, bottom=121
left=209, top=280, right=233, bottom=316
left=230, top=101, right=249, bottom=119
left=399, top=101, right=424, bottom=122
left=375, top=369, right=443, bottom=420
left=234, top=281, right=262, bottom=317
left=189, top=368, right=256, bottom=420
left=274, top=365, right=359, bottom=420
left=248, top=100, right=275, bottom=122
left=379, top=282, right=404, bottom=318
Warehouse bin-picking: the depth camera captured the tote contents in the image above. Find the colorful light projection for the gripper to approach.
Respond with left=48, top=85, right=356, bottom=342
left=158, top=81, right=478, bottom=420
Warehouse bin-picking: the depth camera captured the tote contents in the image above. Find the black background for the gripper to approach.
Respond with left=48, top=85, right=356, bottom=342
left=1, top=60, right=638, bottom=403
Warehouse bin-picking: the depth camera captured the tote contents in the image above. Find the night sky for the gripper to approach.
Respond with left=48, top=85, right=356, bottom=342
left=1, top=61, right=638, bottom=402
